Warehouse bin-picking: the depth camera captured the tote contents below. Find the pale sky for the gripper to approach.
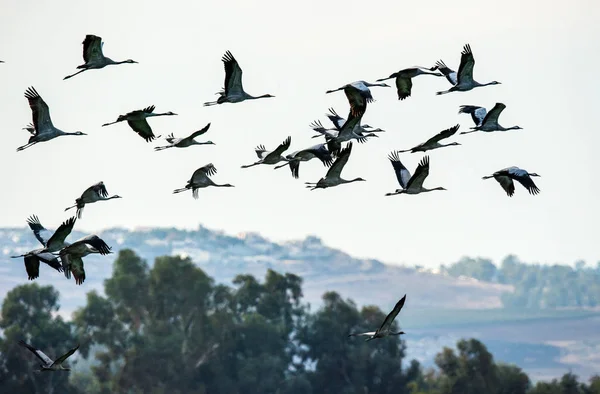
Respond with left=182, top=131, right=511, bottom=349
left=1, top=0, right=599, bottom=269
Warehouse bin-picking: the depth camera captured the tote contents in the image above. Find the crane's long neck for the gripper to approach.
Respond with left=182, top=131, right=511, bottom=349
left=365, top=82, right=389, bottom=87
left=148, top=113, right=172, bottom=118
left=246, top=93, right=272, bottom=100
left=422, top=187, right=445, bottom=192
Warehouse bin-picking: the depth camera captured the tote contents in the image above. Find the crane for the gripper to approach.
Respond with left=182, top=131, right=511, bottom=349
left=385, top=153, right=446, bottom=196
left=325, top=80, right=389, bottom=116
left=324, top=107, right=385, bottom=134
left=434, top=44, right=501, bottom=95
left=348, top=295, right=407, bottom=341
left=397, top=124, right=461, bottom=153
left=17, top=87, right=86, bottom=151
left=12, top=216, right=76, bottom=260
left=64, top=181, right=122, bottom=219
left=241, top=136, right=292, bottom=168
left=102, top=105, right=177, bottom=142
left=376, top=66, right=442, bottom=100
left=273, top=143, right=334, bottom=179
left=305, top=142, right=365, bottom=190
left=203, top=50, right=275, bottom=106
left=63, top=34, right=137, bottom=80
left=458, top=103, right=522, bottom=134
left=482, top=167, right=541, bottom=196
left=173, top=164, right=234, bottom=199
left=58, top=235, right=112, bottom=285
left=154, top=123, right=215, bottom=151
left=18, top=340, right=79, bottom=372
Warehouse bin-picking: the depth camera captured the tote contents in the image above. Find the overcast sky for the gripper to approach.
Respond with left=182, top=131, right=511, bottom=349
left=0, top=0, right=598, bottom=269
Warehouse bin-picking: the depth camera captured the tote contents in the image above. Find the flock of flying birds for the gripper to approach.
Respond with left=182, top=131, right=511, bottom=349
left=5, top=35, right=543, bottom=370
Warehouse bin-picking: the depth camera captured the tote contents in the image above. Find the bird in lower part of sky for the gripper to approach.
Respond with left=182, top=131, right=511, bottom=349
left=385, top=154, right=446, bottom=196
left=348, top=295, right=407, bottom=341
left=273, top=143, right=334, bottom=179
left=203, top=50, right=275, bottom=106
left=324, top=107, right=385, bottom=133
left=305, top=142, right=365, bottom=190
left=101, top=105, right=177, bottom=142
left=325, top=80, right=389, bottom=116
left=173, top=164, right=234, bottom=199
left=434, top=44, right=501, bottom=95
left=376, top=66, right=443, bottom=100
left=241, top=136, right=292, bottom=168
left=397, top=124, right=461, bottom=153
left=154, top=123, right=215, bottom=151
left=18, top=340, right=79, bottom=372
left=458, top=103, right=522, bottom=134
left=64, top=181, right=122, bottom=219
left=482, top=167, right=541, bottom=197
left=57, top=234, right=112, bottom=285
left=11, top=215, right=77, bottom=265
left=63, top=34, right=138, bottom=80
left=17, top=87, right=86, bottom=152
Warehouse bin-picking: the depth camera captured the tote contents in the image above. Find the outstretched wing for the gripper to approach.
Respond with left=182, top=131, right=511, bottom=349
left=493, top=174, right=515, bottom=197
left=388, top=151, right=411, bottom=189
left=222, top=51, right=244, bottom=96
left=458, top=105, right=487, bottom=127
left=378, top=295, right=407, bottom=333
left=325, top=142, right=353, bottom=179
left=423, top=124, right=460, bottom=145
left=337, top=109, right=363, bottom=140
left=24, top=87, right=53, bottom=132
left=344, top=85, right=370, bottom=116
left=38, top=252, right=63, bottom=273
left=406, top=156, right=430, bottom=191
left=434, top=60, right=457, bottom=85
left=82, top=35, right=104, bottom=64
left=23, top=254, right=40, bottom=280
left=127, top=119, right=157, bottom=142
left=266, top=136, right=291, bottom=159
left=89, top=182, right=109, bottom=199
left=70, top=234, right=112, bottom=255
left=188, top=123, right=211, bottom=139
left=18, top=340, right=53, bottom=366
left=325, top=108, right=346, bottom=130
left=195, top=163, right=217, bottom=178
left=53, top=344, right=80, bottom=366
left=395, top=76, right=413, bottom=100
left=508, top=168, right=540, bottom=195
left=46, top=217, right=76, bottom=251
left=457, top=44, right=475, bottom=85
left=26, top=215, right=50, bottom=246
left=481, top=103, right=506, bottom=127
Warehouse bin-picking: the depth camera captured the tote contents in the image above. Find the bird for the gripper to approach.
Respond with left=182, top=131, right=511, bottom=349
left=64, top=182, right=122, bottom=219
left=173, top=164, right=234, bottom=199
left=17, top=87, right=86, bottom=151
left=458, top=103, right=522, bottom=134
left=18, top=340, right=79, bottom=372
left=102, top=105, right=177, bottom=142
left=324, top=107, right=385, bottom=134
left=325, top=81, right=389, bottom=116
left=396, top=124, right=461, bottom=153
left=482, top=167, right=541, bottom=197
left=154, top=123, right=215, bottom=151
left=203, top=50, right=275, bottom=106
left=63, top=34, right=137, bottom=80
left=376, top=66, right=443, bottom=100
left=11, top=216, right=77, bottom=264
left=385, top=154, right=446, bottom=196
left=241, top=136, right=292, bottom=168
left=57, top=235, right=112, bottom=285
left=305, top=142, right=365, bottom=190
left=273, top=143, right=334, bottom=179
left=348, top=295, right=407, bottom=342
left=434, top=44, right=501, bottom=95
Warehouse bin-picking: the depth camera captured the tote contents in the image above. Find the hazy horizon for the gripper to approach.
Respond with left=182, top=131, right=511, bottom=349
left=1, top=0, right=598, bottom=269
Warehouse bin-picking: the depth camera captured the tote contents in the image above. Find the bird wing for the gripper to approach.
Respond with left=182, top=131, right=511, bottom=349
left=344, top=85, right=370, bottom=116
left=26, top=215, right=50, bottom=246
left=348, top=332, right=376, bottom=337
left=378, top=295, right=407, bottom=333
left=266, top=136, right=291, bottom=159
left=326, top=108, right=346, bottom=130
left=309, top=120, right=336, bottom=138
left=37, top=252, right=63, bottom=272
left=493, top=174, right=515, bottom=197
left=24, top=87, right=53, bottom=132
left=194, top=163, right=217, bottom=179
left=188, top=123, right=211, bottom=139
left=127, top=119, right=157, bottom=142
left=305, top=144, right=334, bottom=166
left=89, top=182, right=109, bottom=199
left=71, top=235, right=112, bottom=255
left=458, top=105, right=487, bottom=126
left=388, top=151, right=411, bottom=189
left=338, top=109, right=363, bottom=140
left=82, top=35, right=104, bottom=64
left=508, top=168, right=540, bottom=195
left=434, top=60, right=457, bottom=85
left=68, top=255, right=86, bottom=285
left=23, top=123, right=36, bottom=135
left=457, top=44, right=475, bottom=85
left=165, top=133, right=178, bottom=144
left=222, top=51, right=244, bottom=96
left=53, top=344, right=80, bottom=366
left=23, top=254, right=40, bottom=280
left=46, top=217, right=76, bottom=251
left=325, top=142, right=352, bottom=179
left=424, top=124, right=460, bottom=145
left=406, top=156, right=431, bottom=190
left=18, top=340, right=53, bottom=366
left=395, top=76, right=413, bottom=100
left=481, top=103, right=506, bottom=127
left=251, top=144, right=267, bottom=159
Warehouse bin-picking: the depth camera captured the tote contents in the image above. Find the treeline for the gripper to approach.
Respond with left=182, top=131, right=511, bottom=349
left=442, top=255, right=600, bottom=308
left=0, top=249, right=599, bottom=394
